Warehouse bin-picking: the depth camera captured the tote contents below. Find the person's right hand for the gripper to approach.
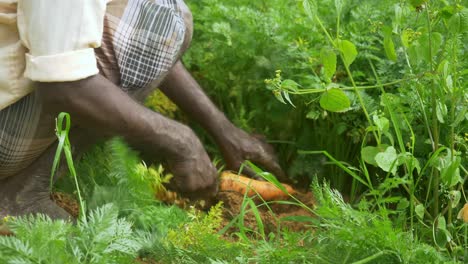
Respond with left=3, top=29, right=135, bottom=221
left=163, top=126, right=218, bottom=202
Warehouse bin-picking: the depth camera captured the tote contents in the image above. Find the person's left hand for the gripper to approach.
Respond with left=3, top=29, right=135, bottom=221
left=216, top=125, right=289, bottom=183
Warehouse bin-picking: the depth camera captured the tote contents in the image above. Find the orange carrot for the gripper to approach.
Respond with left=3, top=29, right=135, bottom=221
left=219, top=171, right=295, bottom=201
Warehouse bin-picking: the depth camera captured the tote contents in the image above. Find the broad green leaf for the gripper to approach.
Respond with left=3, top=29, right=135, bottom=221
left=445, top=75, right=453, bottom=92
left=393, top=4, right=402, bottom=32
left=335, top=0, right=343, bottom=16
left=415, top=204, right=424, bottom=220
left=306, top=109, right=321, bottom=120
left=437, top=60, right=449, bottom=78
left=449, top=190, right=461, bottom=208
left=440, top=156, right=462, bottom=188
left=417, top=32, right=443, bottom=63
left=451, top=106, right=467, bottom=127
left=405, top=154, right=421, bottom=174
left=319, top=88, right=351, bottom=112
left=436, top=100, right=447, bottom=124
left=448, top=9, right=468, bottom=34
left=435, top=215, right=452, bottom=246
left=383, top=26, right=397, bottom=62
left=320, top=48, right=337, bottom=81
left=437, top=215, right=446, bottom=230
left=373, top=115, right=390, bottom=133
left=397, top=198, right=409, bottom=210
left=407, top=42, right=419, bottom=65
left=401, top=29, right=411, bottom=48
left=375, top=146, right=398, bottom=175
left=336, top=39, right=358, bottom=67
left=302, top=0, right=317, bottom=19
left=362, top=144, right=390, bottom=166
left=362, top=146, right=380, bottom=166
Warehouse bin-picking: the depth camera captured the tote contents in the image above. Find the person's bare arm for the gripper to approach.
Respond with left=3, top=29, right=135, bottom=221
left=160, top=61, right=287, bottom=182
left=36, top=74, right=218, bottom=200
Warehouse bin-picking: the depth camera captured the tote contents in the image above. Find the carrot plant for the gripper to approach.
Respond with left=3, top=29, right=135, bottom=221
left=185, top=0, right=467, bottom=260
left=263, top=0, right=467, bottom=258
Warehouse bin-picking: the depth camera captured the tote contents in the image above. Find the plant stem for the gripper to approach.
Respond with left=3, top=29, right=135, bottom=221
left=425, top=4, right=440, bottom=218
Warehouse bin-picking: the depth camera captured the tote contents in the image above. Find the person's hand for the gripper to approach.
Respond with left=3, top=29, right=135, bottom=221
left=217, top=125, right=289, bottom=183
left=163, top=126, right=218, bottom=202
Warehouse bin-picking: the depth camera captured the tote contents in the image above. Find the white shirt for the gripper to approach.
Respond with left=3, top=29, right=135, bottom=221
left=0, top=0, right=111, bottom=110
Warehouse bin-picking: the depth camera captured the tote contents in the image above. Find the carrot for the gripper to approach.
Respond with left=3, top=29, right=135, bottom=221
left=219, top=171, right=295, bottom=201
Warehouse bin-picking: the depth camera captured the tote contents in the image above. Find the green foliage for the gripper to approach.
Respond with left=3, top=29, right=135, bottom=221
left=0, top=204, right=142, bottom=264
left=145, top=89, right=179, bottom=119
left=310, top=180, right=455, bottom=264
left=186, top=0, right=467, bottom=259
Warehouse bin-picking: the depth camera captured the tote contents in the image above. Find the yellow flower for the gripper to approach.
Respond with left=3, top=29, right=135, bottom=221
left=2, top=215, right=12, bottom=223
left=458, top=203, right=468, bottom=223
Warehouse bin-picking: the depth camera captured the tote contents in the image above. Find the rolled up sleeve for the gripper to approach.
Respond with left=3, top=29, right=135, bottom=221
left=17, top=0, right=109, bottom=82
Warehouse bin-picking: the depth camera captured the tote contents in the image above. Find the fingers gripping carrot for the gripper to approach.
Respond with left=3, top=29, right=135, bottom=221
left=219, top=171, right=295, bottom=201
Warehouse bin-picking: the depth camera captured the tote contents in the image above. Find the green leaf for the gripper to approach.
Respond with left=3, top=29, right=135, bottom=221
left=336, top=39, right=358, bottom=67
left=320, top=48, right=337, bottom=81
left=435, top=215, right=452, bottom=247
left=436, top=100, right=447, bottom=124
left=440, top=156, right=462, bottom=188
left=282, top=91, right=296, bottom=107
left=397, top=198, right=409, bottom=210
left=362, top=146, right=380, bottom=166
left=319, top=88, right=351, bottom=112
left=448, top=9, right=468, bottom=34
left=281, top=79, right=299, bottom=92
left=437, top=215, right=446, bottom=230
left=417, top=32, right=443, bottom=63
left=449, top=191, right=461, bottom=208
left=401, top=29, right=411, bottom=48
left=398, top=153, right=421, bottom=174
left=334, top=0, right=343, bottom=16
left=302, top=0, right=317, bottom=19
left=393, top=4, right=402, bottom=32
left=373, top=115, right=390, bottom=133
left=415, top=204, right=424, bottom=220
left=362, top=144, right=389, bottom=166
left=306, top=109, right=321, bottom=120
left=375, top=146, right=398, bottom=175
left=383, top=26, right=397, bottom=62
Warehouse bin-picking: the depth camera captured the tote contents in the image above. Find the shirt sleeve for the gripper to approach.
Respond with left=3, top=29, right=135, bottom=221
left=17, top=0, right=110, bottom=82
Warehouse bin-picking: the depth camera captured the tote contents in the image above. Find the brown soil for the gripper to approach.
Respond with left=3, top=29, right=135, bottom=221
left=49, top=187, right=316, bottom=237
left=49, top=187, right=316, bottom=236
left=51, top=192, right=80, bottom=218
left=216, top=190, right=316, bottom=235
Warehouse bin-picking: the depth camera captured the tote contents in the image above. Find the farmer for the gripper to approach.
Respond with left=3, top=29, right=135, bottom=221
left=0, top=0, right=286, bottom=220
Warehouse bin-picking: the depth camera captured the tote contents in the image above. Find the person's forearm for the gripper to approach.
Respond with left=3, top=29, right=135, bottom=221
left=159, top=61, right=234, bottom=144
left=36, top=74, right=196, bottom=161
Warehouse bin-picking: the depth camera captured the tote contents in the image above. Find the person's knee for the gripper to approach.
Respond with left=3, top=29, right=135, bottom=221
left=179, top=1, right=193, bottom=53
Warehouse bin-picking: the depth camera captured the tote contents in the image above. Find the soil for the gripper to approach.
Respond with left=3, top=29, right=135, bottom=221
left=51, top=192, right=80, bottom=218
left=0, top=186, right=316, bottom=238
left=217, top=190, right=316, bottom=235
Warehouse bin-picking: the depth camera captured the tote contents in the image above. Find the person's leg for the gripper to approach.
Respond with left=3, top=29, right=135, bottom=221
left=0, top=90, right=103, bottom=220
left=0, top=126, right=100, bottom=220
